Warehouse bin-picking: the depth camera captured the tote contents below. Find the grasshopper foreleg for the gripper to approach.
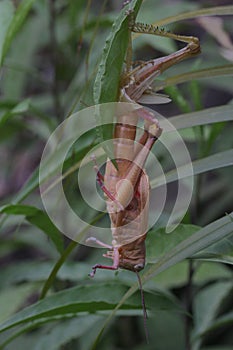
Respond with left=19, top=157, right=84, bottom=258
left=86, top=238, right=120, bottom=277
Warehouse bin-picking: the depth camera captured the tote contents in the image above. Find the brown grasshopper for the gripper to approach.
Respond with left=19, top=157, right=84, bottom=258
left=87, top=21, right=200, bottom=277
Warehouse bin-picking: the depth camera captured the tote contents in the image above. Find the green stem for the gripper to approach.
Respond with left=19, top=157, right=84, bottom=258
left=39, top=240, right=77, bottom=299
left=49, top=0, right=62, bottom=120
left=184, top=260, right=195, bottom=350
left=39, top=212, right=105, bottom=299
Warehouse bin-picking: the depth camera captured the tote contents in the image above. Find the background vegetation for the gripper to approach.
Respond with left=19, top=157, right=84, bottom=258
left=0, top=0, right=233, bottom=349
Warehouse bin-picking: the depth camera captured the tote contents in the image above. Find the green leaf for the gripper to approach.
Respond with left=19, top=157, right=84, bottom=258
left=93, top=0, right=143, bottom=150
left=152, top=149, right=233, bottom=189
left=0, top=0, right=14, bottom=63
left=1, top=131, right=95, bottom=206
left=203, top=311, right=233, bottom=335
left=146, top=224, right=199, bottom=262
left=0, top=0, right=37, bottom=66
left=0, top=283, right=143, bottom=333
left=150, top=262, right=188, bottom=289
left=0, top=204, right=64, bottom=254
left=152, top=5, right=233, bottom=27
left=0, top=284, right=38, bottom=324
left=154, top=64, right=233, bottom=91
left=13, top=167, right=39, bottom=203
left=193, top=233, right=233, bottom=265
left=94, top=0, right=143, bottom=104
left=28, top=316, right=103, bottom=350
left=0, top=261, right=91, bottom=290
left=193, top=262, right=232, bottom=284
left=0, top=315, right=103, bottom=350
left=144, top=213, right=233, bottom=281
left=192, top=281, right=233, bottom=347
left=169, top=104, right=233, bottom=130
left=150, top=104, right=233, bottom=189
left=0, top=98, right=31, bottom=126
left=0, top=284, right=183, bottom=348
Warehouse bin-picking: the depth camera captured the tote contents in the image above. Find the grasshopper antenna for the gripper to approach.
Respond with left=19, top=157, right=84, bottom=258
left=136, top=271, right=149, bottom=344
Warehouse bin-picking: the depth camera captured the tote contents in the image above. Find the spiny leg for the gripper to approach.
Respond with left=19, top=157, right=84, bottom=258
left=130, top=21, right=200, bottom=81
left=132, top=22, right=200, bottom=54
left=122, top=16, right=200, bottom=101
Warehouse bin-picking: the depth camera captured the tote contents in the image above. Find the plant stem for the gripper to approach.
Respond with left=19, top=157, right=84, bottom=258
left=39, top=212, right=105, bottom=299
left=185, top=260, right=195, bottom=350
left=49, top=0, right=62, bottom=121
left=192, top=125, right=205, bottom=223
left=39, top=240, right=77, bottom=299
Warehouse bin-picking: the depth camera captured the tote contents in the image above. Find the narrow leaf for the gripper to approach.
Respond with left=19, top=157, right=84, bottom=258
left=194, top=233, right=233, bottom=265
left=0, top=98, right=31, bottom=126
left=168, top=104, right=233, bottom=130
left=0, top=283, right=142, bottom=333
left=93, top=0, right=143, bottom=151
left=144, top=213, right=233, bottom=281
left=154, top=65, right=233, bottom=91
left=1, top=0, right=37, bottom=66
left=0, top=204, right=64, bottom=254
left=151, top=149, right=233, bottom=189
left=193, top=281, right=233, bottom=342
left=152, top=6, right=233, bottom=27
left=0, top=0, right=14, bottom=62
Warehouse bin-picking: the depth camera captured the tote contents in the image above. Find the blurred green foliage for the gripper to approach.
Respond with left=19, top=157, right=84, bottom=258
left=0, top=1, right=233, bottom=349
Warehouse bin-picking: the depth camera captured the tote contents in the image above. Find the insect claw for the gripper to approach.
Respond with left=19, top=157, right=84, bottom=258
left=88, top=264, right=100, bottom=278
left=88, top=268, right=96, bottom=278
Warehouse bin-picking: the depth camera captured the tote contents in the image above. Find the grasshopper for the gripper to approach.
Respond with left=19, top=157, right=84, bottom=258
left=87, top=5, right=200, bottom=277
left=88, top=107, right=162, bottom=274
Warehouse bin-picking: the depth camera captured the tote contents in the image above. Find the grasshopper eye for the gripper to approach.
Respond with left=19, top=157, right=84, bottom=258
left=134, top=263, right=144, bottom=271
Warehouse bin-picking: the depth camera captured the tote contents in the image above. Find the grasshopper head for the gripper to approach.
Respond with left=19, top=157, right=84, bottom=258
left=118, top=235, right=146, bottom=272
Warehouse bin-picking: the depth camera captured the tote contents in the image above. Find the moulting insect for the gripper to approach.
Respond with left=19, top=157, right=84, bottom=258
left=86, top=2, right=200, bottom=339
left=87, top=11, right=200, bottom=277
